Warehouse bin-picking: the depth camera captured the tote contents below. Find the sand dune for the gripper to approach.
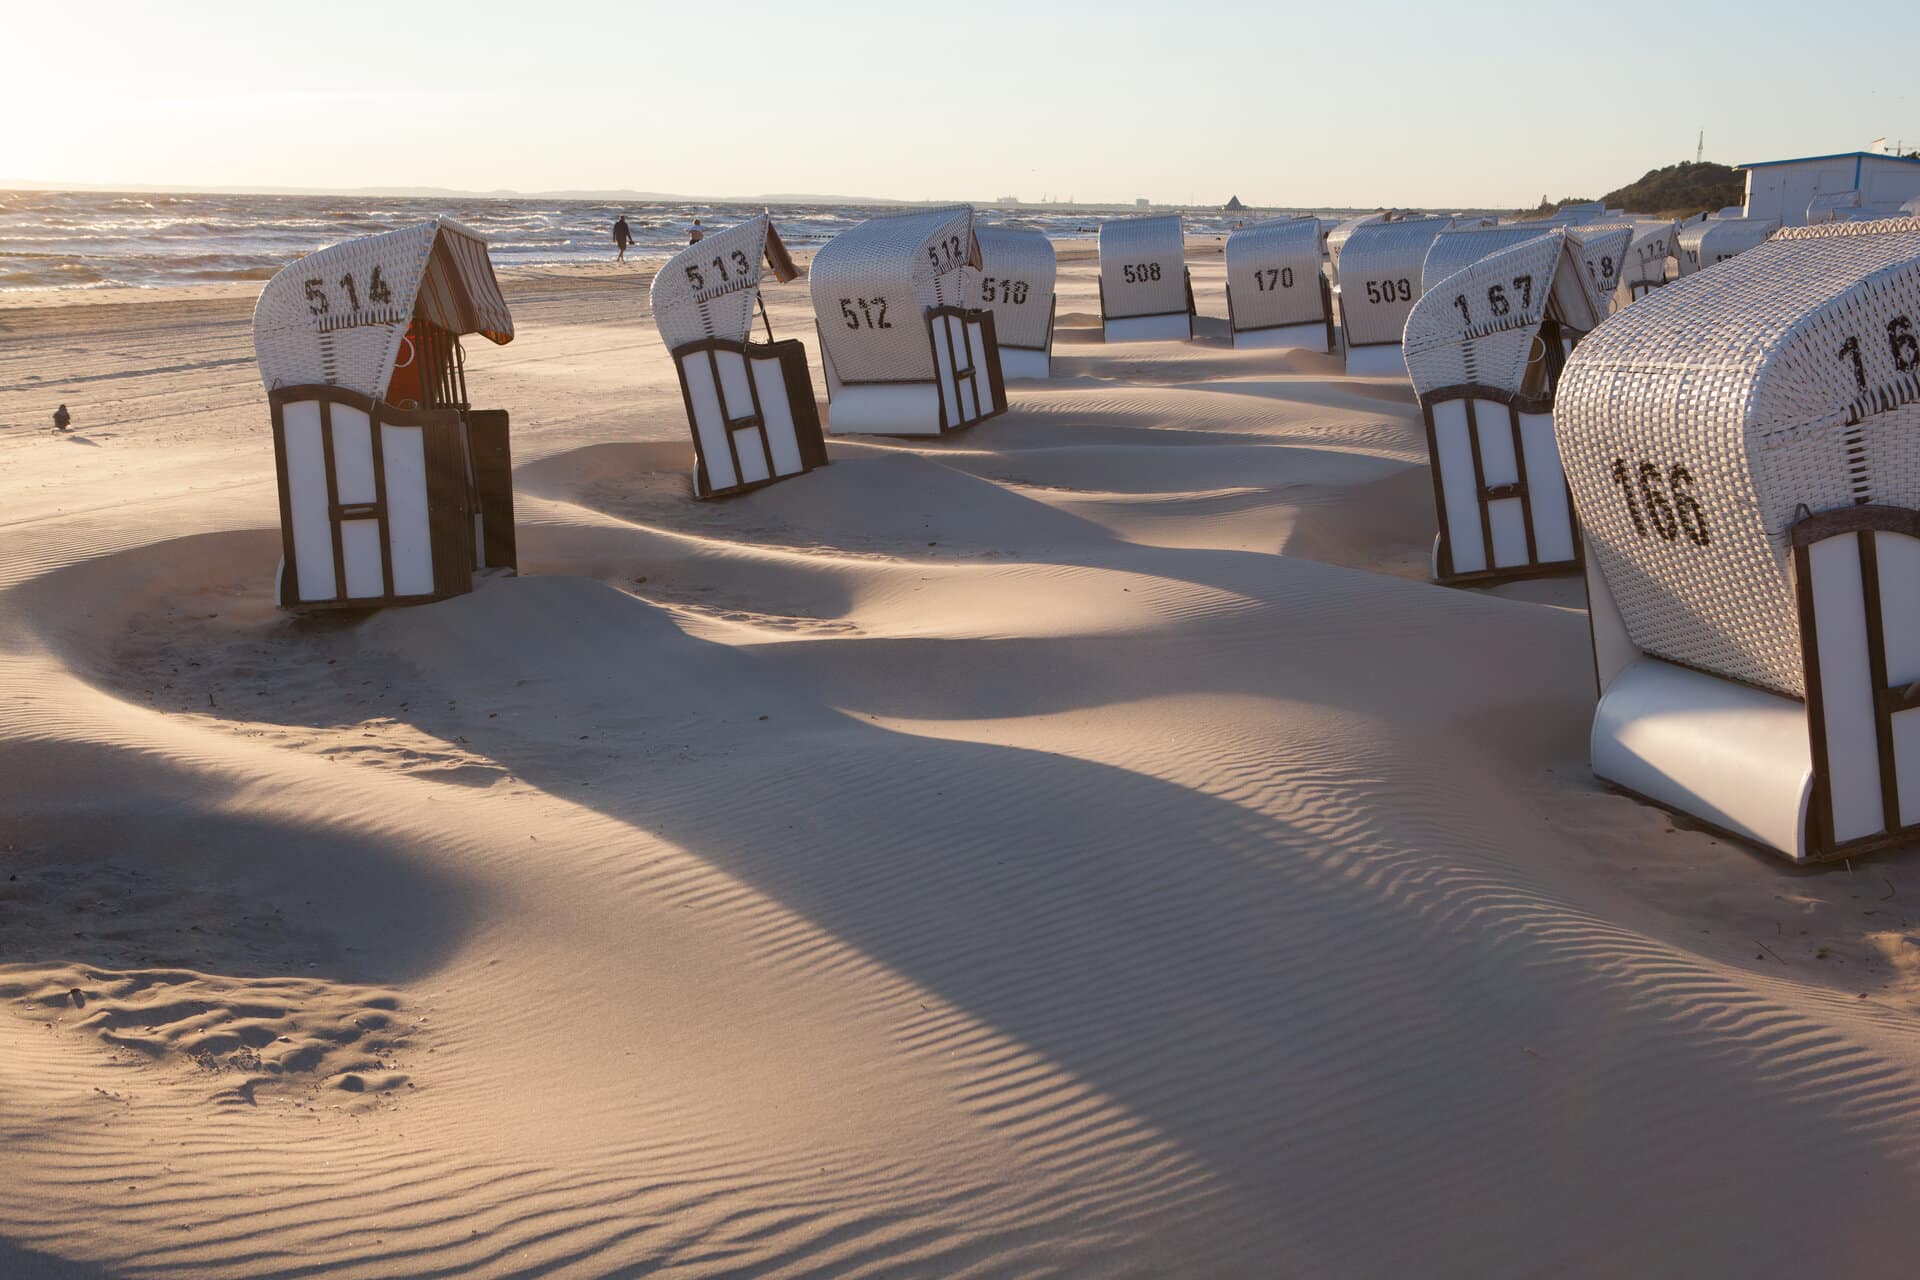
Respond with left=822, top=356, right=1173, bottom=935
left=8, top=249, right=1920, bottom=1277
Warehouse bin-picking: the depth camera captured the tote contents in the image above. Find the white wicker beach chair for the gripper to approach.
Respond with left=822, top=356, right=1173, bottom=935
left=651, top=214, right=825, bottom=498
left=252, top=217, right=516, bottom=610
left=1674, top=216, right=1781, bottom=276
left=810, top=205, right=1008, bottom=436
left=1556, top=216, right=1920, bottom=861
left=1620, top=219, right=1679, bottom=301
left=975, top=225, right=1056, bottom=378
left=1566, top=222, right=1635, bottom=320
left=1405, top=230, right=1604, bottom=585
left=1325, top=212, right=1386, bottom=287
left=1224, top=217, right=1334, bottom=351
left=1337, top=216, right=1453, bottom=375
left=1097, top=214, right=1193, bottom=341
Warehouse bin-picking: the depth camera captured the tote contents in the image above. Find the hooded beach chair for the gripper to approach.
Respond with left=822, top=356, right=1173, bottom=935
left=1337, top=216, right=1453, bottom=375
left=1556, top=216, right=1920, bottom=862
left=1674, top=216, right=1780, bottom=276
left=974, top=225, right=1056, bottom=379
left=1097, top=214, right=1194, bottom=341
left=651, top=213, right=825, bottom=497
left=252, top=217, right=516, bottom=610
left=811, top=205, right=1007, bottom=436
left=1325, top=211, right=1387, bottom=288
left=1224, top=216, right=1334, bottom=351
left=1405, top=229, right=1605, bottom=585
left=1620, top=219, right=1679, bottom=301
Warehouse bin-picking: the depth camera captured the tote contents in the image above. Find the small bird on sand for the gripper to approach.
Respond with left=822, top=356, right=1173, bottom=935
left=53, top=404, right=71, bottom=431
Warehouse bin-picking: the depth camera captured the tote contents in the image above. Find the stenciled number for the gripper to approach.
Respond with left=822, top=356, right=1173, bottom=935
left=1253, top=266, right=1294, bottom=292
left=1122, top=262, right=1164, bottom=285
left=1363, top=278, right=1411, bottom=305
left=1835, top=313, right=1919, bottom=392
left=1487, top=283, right=1510, bottom=316
left=303, top=268, right=392, bottom=317
left=1839, top=334, right=1866, bottom=389
left=1452, top=294, right=1470, bottom=324
left=926, top=235, right=965, bottom=273
left=838, top=296, right=891, bottom=330
left=981, top=277, right=1031, bottom=305
left=1609, top=458, right=1709, bottom=547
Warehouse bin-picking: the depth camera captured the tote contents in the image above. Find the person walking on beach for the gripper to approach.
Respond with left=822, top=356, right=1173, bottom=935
left=613, top=215, right=635, bottom=263
left=689, top=218, right=704, bottom=245
left=52, top=403, right=71, bottom=432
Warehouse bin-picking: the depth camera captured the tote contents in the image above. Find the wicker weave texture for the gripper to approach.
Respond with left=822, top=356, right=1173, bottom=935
left=652, top=215, right=772, bottom=349
left=254, top=218, right=513, bottom=398
left=1566, top=223, right=1635, bottom=316
left=1623, top=220, right=1679, bottom=289
left=811, top=205, right=976, bottom=383
left=1098, top=215, right=1186, bottom=320
left=1675, top=217, right=1780, bottom=277
left=1422, top=225, right=1553, bottom=295
left=1557, top=216, right=1920, bottom=695
left=1224, top=217, right=1327, bottom=332
left=1405, top=233, right=1586, bottom=398
left=1326, top=212, right=1386, bottom=285
left=1339, top=216, right=1451, bottom=346
left=975, top=225, right=1056, bottom=351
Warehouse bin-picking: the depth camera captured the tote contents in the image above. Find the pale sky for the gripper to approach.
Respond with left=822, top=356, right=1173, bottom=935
left=6, top=0, right=1916, bottom=207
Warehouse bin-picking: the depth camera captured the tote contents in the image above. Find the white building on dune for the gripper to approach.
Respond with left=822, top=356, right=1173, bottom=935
left=1738, top=150, right=1920, bottom=227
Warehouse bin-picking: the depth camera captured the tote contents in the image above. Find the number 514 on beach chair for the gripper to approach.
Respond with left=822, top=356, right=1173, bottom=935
left=252, top=217, right=517, bottom=610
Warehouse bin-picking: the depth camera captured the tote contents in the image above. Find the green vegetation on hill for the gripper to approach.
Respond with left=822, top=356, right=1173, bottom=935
left=1600, top=162, right=1744, bottom=218
left=1511, top=161, right=1747, bottom=222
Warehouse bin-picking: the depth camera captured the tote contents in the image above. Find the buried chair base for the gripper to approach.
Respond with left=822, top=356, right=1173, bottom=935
left=997, top=346, right=1052, bottom=380
left=672, top=337, right=827, bottom=498
left=1591, top=657, right=1816, bottom=859
left=1423, top=388, right=1580, bottom=585
left=1232, top=321, right=1333, bottom=352
left=824, top=307, right=1008, bottom=437
left=270, top=385, right=512, bottom=610
left=1582, top=504, right=1920, bottom=863
left=1103, top=313, right=1193, bottom=342
left=1344, top=343, right=1409, bottom=377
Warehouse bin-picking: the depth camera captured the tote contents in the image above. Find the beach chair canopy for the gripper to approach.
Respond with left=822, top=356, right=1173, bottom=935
left=1097, top=214, right=1187, bottom=320
left=1224, top=216, right=1328, bottom=334
left=651, top=213, right=800, bottom=349
left=254, top=217, right=512, bottom=399
left=1338, top=216, right=1453, bottom=347
left=811, top=204, right=978, bottom=383
left=1674, top=216, right=1780, bottom=276
left=1421, top=224, right=1556, bottom=295
left=1557, top=216, right=1920, bottom=697
left=1326, top=212, right=1386, bottom=284
left=1622, top=219, right=1679, bottom=292
left=1565, top=222, right=1635, bottom=316
left=974, top=224, right=1056, bottom=352
left=1406, top=230, right=1604, bottom=401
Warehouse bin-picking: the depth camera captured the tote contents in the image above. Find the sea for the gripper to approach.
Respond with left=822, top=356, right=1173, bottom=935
left=0, top=190, right=1286, bottom=293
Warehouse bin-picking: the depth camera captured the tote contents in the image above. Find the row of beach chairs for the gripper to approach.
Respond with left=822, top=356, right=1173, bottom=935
left=248, top=207, right=1920, bottom=868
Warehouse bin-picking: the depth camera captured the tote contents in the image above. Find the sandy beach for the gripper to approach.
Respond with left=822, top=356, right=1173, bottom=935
left=9, top=242, right=1920, bottom=1277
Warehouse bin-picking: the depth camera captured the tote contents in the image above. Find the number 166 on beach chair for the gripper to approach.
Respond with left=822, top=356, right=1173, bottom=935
left=252, top=218, right=518, bottom=610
